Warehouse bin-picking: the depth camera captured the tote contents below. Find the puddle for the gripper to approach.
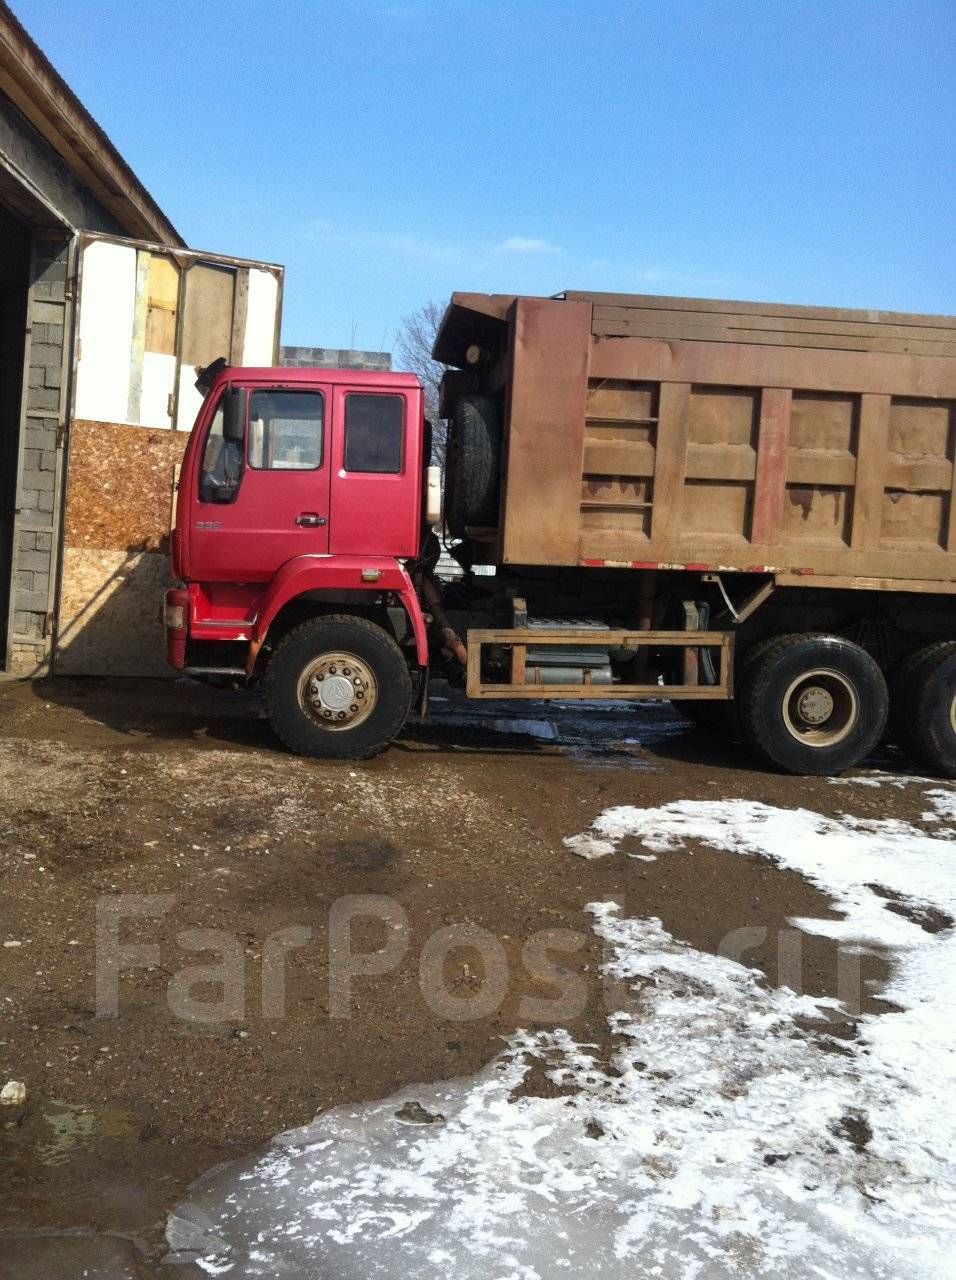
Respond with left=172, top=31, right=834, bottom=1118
left=425, top=690, right=667, bottom=770
left=0, top=1230, right=145, bottom=1279
left=32, top=1101, right=137, bottom=1167
left=36, top=1102, right=96, bottom=1166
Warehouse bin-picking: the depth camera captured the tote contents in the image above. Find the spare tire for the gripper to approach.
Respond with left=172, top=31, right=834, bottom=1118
left=445, top=395, right=501, bottom=536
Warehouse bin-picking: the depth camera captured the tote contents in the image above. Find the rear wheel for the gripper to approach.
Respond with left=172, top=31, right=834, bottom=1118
left=738, top=633, right=888, bottom=775
left=263, top=615, right=412, bottom=759
left=893, top=641, right=956, bottom=777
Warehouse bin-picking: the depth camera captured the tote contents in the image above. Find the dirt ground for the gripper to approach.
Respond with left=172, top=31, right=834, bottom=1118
left=0, top=675, right=932, bottom=1278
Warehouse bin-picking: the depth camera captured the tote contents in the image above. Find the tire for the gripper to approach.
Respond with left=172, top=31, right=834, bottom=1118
left=889, top=647, right=931, bottom=750
left=263, top=615, right=412, bottom=760
left=893, top=641, right=956, bottom=777
left=445, top=395, right=501, bottom=536
left=738, top=633, right=888, bottom=776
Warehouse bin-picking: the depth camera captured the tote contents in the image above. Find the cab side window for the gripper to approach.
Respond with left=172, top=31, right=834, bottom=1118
left=344, top=394, right=403, bottom=473
left=248, top=390, right=324, bottom=470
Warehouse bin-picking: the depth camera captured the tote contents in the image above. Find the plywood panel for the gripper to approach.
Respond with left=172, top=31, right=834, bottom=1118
left=181, top=262, right=235, bottom=366
left=56, top=547, right=172, bottom=676
left=63, top=418, right=188, bottom=552
left=57, top=418, right=189, bottom=675
left=145, top=254, right=180, bottom=356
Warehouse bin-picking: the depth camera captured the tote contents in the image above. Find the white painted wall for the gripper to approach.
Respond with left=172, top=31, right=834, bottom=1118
left=74, top=240, right=282, bottom=432
left=242, top=268, right=279, bottom=365
left=74, top=240, right=137, bottom=423
left=140, top=351, right=177, bottom=429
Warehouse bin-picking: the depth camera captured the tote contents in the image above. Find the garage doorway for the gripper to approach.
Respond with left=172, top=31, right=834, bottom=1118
left=0, top=203, right=31, bottom=660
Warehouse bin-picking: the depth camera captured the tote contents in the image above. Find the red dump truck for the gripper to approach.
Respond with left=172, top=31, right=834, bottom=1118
left=164, top=291, right=956, bottom=777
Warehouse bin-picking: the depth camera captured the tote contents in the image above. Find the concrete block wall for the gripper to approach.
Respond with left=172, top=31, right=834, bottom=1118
left=280, top=345, right=391, bottom=373
left=8, top=235, right=70, bottom=674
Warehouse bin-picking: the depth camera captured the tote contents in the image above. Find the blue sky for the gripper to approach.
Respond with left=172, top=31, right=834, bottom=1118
left=13, top=0, right=956, bottom=352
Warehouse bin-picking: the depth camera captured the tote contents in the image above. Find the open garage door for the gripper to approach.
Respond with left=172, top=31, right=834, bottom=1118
left=0, top=203, right=30, bottom=659
left=55, top=233, right=284, bottom=675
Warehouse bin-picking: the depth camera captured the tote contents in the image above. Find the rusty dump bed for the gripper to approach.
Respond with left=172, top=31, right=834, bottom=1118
left=434, top=291, right=956, bottom=592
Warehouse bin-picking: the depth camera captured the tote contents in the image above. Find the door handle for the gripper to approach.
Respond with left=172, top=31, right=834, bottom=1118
left=295, top=512, right=327, bottom=527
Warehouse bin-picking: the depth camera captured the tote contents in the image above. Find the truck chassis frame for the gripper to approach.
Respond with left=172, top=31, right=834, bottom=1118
left=464, top=627, right=734, bottom=700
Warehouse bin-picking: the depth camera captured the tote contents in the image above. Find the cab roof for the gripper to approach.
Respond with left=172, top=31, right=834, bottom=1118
left=211, top=366, right=421, bottom=390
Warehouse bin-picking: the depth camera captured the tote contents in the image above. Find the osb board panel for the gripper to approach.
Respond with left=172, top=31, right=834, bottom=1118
left=64, top=419, right=188, bottom=553
left=56, top=548, right=171, bottom=676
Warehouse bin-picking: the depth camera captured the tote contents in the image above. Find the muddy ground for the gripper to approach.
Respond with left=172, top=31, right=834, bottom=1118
left=0, top=676, right=933, bottom=1278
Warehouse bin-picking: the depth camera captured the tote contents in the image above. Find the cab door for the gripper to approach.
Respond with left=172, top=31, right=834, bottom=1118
left=190, top=383, right=331, bottom=583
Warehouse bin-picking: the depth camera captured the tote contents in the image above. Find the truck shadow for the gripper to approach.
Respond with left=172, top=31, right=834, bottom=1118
left=27, top=676, right=759, bottom=773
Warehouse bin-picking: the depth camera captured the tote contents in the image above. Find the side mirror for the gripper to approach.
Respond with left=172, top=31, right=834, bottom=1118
left=222, top=386, right=246, bottom=444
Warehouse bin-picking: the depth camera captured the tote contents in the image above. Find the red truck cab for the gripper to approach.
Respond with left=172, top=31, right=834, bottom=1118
left=165, top=364, right=436, bottom=756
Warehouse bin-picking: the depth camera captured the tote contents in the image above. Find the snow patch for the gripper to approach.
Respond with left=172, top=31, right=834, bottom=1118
left=167, top=798, right=956, bottom=1278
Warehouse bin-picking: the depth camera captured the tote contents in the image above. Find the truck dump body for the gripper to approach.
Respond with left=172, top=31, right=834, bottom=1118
left=434, top=292, right=956, bottom=591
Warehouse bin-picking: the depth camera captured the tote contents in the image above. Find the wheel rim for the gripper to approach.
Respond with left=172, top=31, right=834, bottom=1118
left=950, top=692, right=956, bottom=737
left=297, top=652, right=378, bottom=731
left=781, top=668, right=859, bottom=747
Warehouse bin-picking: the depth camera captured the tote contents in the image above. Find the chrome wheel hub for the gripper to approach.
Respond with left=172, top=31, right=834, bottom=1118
left=297, top=652, right=378, bottom=730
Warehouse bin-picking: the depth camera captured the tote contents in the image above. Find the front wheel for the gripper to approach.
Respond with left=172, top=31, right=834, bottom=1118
left=263, top=615, right=413, bottom=759
left=738, top=633, right=888, bottom=775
